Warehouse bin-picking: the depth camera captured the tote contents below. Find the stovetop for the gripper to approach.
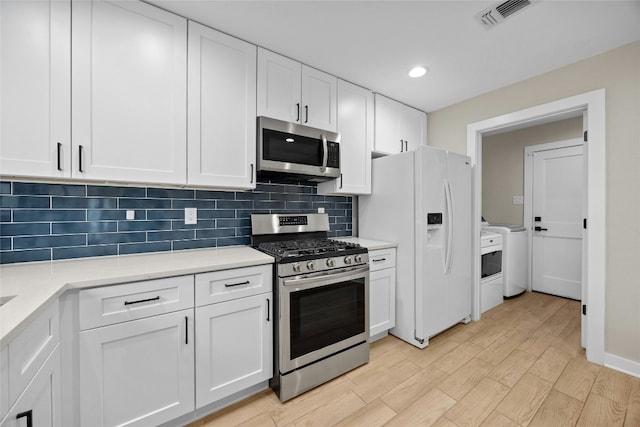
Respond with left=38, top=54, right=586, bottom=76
left=257, top=238, right=366, bottom=263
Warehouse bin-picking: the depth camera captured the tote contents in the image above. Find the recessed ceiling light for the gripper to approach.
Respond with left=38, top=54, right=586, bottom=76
left=408, top=66, right=428, bottom=78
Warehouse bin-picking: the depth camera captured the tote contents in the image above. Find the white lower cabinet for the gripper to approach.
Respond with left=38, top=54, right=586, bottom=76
left=75, top=265, right=273, bottom=425
left=1, top=301, right=60, bottom=427
left=1, top=346, right=61, bottom=427
left=79, top=309, right=194, bottom=427
left=369, top=248, right=397, bottom=340
left=195, top=293, right=273, bottom=407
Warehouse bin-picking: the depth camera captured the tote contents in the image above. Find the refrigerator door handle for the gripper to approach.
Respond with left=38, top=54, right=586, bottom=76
left=444, top=179, right=454, bottom=274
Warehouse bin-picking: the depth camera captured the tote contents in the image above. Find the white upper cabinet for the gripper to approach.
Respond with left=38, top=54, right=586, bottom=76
left=257, top=49, right=301, bottom=125
left=401, top=104, right=428, bottom=152
left=373, top=94, right=427, bottom=155
left=0, top=0, right=71, bottom=178
left=300, top=66, right=338, bottom=131
left=318, top=80, right=373, bottom=195
left=72, top=0, right=187, bottom=185
left=257, top=48, right=337, bottom=132
left=187, top=21, right=257, bottom=189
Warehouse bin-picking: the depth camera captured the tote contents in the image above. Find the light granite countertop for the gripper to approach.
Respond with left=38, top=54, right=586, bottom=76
left=336, top=237, right=398, bottom=251
left=0, top=246, right=273, bottom=347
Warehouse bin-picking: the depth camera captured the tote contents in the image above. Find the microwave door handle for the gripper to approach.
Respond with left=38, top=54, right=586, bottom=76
left=321, top=134, right=328, bottom=171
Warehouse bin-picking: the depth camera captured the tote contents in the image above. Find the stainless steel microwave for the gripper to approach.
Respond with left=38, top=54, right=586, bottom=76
left=257, top=117, right=340, bottom=181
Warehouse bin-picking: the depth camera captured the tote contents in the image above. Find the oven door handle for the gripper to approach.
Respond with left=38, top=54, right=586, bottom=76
left=283, top=265, right=369, bottom=288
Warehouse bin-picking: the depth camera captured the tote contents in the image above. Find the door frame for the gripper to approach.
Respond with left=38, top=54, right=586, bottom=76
left=467, top=89, right=605, bottom=364
left=524, top=139, right=584, bottom=297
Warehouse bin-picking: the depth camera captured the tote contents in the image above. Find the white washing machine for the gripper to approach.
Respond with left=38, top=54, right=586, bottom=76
left=482, top=224, right=528, bottom=297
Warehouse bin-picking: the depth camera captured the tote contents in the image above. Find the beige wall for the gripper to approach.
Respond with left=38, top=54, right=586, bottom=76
left=482, top=118, right=583, bottom=225
left=428, top=41, right=640, bottom=363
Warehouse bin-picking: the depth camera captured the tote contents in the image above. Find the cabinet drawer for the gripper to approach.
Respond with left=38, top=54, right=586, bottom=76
left=8, top=301, right=59, bottom=407
left=195, top=265, right=272, bottom=306
left=79, top=275, right=194, bottom=330
left=368, top=248, right=396, bottom=272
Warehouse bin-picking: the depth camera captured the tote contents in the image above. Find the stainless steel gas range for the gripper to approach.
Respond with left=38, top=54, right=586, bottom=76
left=251, top=213, right=370, bottom=402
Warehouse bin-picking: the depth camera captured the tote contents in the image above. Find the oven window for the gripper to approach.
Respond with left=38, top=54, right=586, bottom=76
left=290, top=279, right=365, bottom=360
left=481, top=250, right=502, bottom=278
left=263, top=129, right=322, bottom=166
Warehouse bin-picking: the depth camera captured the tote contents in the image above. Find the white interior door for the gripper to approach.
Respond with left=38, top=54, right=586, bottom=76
left=531, top=144, right=584, bottom=300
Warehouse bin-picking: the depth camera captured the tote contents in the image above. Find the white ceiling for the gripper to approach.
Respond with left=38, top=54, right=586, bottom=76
left=148, top=0, right=640, bottom=113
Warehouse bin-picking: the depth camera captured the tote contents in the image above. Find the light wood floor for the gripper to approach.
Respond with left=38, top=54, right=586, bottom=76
left=188, top=291, right=640, bottom=427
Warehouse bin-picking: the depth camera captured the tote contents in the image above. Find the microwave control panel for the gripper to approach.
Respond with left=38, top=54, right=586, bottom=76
left=327, top=142, right=340, bottom=168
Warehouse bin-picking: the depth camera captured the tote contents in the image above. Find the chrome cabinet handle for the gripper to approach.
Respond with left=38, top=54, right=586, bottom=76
left=339, top=173, right=343, bottom=189
left=266, top=298, right=270, bottom=322
left=250, top=163, right=254, bottom=184
left=296, top=103, right=300, bottom=122
left=372, top=258, right=387, bottom=262
left=400, top=140, right=404, bottom=152
left=405, top=140, right=408, bottom=151
left=305, top=105, right=309, bottom=123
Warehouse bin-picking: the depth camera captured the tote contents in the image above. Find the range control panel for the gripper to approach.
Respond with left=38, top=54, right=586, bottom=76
left=279, top=216, right=308, bottom=226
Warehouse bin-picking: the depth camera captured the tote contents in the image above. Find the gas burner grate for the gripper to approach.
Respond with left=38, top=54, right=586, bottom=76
left=257, top=238, right=361, bottom=258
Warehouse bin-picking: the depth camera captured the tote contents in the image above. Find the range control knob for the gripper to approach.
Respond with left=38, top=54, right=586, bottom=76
left=326, top=258, right=336, bottom=267
left=354, top=254, right=363, bottom=263
left=292, top=263, right=301, bottom=273
left=307, top=261, right=315, bottom=271
left=344, top=256, right=353, bottom=265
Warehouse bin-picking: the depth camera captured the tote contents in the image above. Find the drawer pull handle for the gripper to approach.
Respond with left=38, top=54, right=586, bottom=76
left=124, top=296, right=160, bottom=306
left=372, top=258, right=387, bottom=262
left=16, top=410, right=33, bottom=427
left=266, top=298, right=270, bottom=322
left=225, top=280, right=250, bottom=288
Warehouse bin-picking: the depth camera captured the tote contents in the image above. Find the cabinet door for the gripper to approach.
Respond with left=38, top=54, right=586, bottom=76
left=369, top=268, right=396, bottom=339
left=373, top=94, right=402, bottom=155
left=0, top=0, right=70, bottom=178
left=195, top=293, right=272, bottom=408
left=0, top=346, right=61, bottom=427
left=8, top=302, right=59, bottom=407
left=257, top=48, right=301, bottom=124
left=301, top=65, right=337, bottom=132
left=188, top=21, right=257, bottom=189
left=79, top=309, right=194, bottom=427
left=401, top=105, right=427, bottom=151
left=72, top=0, right=187, bottom=185
left=318, top=80, right=373, bottom=195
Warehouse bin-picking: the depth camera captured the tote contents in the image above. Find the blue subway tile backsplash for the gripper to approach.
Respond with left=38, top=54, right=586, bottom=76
left=0, top=179, right=352, bottom=264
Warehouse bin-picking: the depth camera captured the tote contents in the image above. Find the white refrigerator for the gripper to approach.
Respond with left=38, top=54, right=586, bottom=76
left=359, top=146, right=472, bottom=348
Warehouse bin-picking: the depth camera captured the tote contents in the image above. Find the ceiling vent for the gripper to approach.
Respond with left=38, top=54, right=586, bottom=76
left=476, top=0, right=533, bottom=29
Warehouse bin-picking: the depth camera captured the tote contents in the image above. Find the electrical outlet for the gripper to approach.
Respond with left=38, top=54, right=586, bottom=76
left=318, top=207, right=325, bottom=213
left=184, top=208, right=197, bottom=225
left=126, top=210, right=135, bottom=220
left=513, top=195, right=524, bottom=205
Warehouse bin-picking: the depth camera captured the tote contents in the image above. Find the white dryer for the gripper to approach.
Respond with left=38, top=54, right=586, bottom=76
left=482, top=224, right=528, bottom=297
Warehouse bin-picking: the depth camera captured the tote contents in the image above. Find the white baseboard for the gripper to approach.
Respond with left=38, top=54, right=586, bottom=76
left=604, top=352, right=640, bottom=378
